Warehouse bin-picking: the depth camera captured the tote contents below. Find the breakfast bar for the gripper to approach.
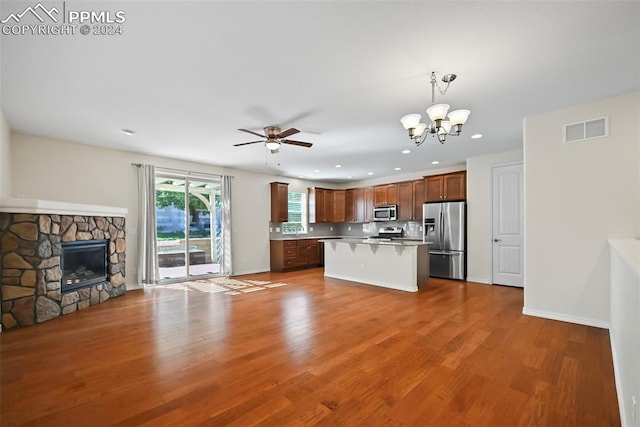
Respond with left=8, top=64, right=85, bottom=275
left=320, top=238, right=431, bottom=292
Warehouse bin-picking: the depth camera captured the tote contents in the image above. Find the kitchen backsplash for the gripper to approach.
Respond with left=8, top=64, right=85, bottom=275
left=269, top=221, right=423, bottom=240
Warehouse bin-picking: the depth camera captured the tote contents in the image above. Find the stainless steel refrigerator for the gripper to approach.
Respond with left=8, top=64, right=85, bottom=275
left=423, top=201, right=466, bottom=280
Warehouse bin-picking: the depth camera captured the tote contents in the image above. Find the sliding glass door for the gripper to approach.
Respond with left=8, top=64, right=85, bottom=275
left=155, top=174, right=222, bottom=281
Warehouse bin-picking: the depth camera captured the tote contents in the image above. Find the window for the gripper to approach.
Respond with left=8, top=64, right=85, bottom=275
left=282, top=191, right=308, bottom=234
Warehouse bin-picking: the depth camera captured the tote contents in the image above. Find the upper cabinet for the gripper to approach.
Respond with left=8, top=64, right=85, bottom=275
left=424, top=171, right=467, bottom=202
left=308, top=187, right=334, bottom=223
left=270, top=182, right=289, bottom=223
left=333, top=190, right=346, bottom=223
left=397, top=179, right=425, bottom=221
left=374, top=183, right=398, bottom=206
left=364, top=187, right=374, bottom=222
left=345, top=188, right=365, bottom=223
left=304, top=171, right=465, bottom=225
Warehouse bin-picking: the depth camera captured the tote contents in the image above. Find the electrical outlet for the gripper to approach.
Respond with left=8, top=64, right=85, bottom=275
left=269, top=227, right=273, bottom=232
left=309, top=226, right=314, bottom=231
left=348, top=226, right=351, bottom=231
left=276, top=227, right=280, bottom=232
left=330, top=227, right=333, bottom=231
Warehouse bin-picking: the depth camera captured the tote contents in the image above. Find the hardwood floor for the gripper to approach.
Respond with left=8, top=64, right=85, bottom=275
left=0, top=269, right=619, bottom=426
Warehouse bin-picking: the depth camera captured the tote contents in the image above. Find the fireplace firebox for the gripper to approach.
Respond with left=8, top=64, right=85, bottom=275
left=61, top=240, right=108, bottom=291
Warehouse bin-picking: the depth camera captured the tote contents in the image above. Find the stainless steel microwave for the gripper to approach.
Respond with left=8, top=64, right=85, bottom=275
left=373, top=205, right=397, bottom=221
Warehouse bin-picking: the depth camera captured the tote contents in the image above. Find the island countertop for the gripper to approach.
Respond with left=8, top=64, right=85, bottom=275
left=321, top=238, right=430, bottom=292
left=319, top=238, right=430, bottom=247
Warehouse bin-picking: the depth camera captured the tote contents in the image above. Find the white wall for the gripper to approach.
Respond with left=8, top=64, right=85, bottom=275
left=466, top=149, right=523, bottom=284
left=0, top=110, right=11, bottom=197
left=609, top=239, right=640, bottom=427
left=9, top=133, right=321, bottom=287
left=524, top=91, right=640, bottom=326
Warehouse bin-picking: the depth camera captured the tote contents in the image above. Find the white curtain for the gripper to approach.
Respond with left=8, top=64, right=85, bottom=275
left=221, top=175, right=233, bottom=276
left=137, top=164, right=160, bottom=285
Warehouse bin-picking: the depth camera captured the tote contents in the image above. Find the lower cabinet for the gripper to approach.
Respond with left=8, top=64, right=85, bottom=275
left=270, top=239, right=321, bottom=272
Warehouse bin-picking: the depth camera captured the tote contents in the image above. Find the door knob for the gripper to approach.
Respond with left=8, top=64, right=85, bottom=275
left=493, top=238, right=502, bottom=242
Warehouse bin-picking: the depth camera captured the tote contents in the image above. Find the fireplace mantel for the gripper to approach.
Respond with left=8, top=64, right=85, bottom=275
left=0, top=198, right=127, bottom=217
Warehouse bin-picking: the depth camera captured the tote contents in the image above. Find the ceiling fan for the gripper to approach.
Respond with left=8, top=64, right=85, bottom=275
left=234, top=126, right=313, bottom=152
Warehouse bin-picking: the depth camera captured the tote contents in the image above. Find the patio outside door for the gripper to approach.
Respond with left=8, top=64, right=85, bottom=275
left=155, top=175, right=222, bottom=281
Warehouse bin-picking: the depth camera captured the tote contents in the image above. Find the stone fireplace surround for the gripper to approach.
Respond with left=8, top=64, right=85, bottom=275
left=0, top=199, right=127, bottom=330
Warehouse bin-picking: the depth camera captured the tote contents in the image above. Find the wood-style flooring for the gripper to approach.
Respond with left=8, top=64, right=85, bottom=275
left=0, top=269, right=620, bottom=426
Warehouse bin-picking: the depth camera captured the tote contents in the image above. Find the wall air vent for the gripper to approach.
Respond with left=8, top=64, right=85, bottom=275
left=563, top=117, right=608, bottom=143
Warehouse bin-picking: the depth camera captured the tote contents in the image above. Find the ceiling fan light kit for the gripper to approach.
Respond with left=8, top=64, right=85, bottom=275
left=234, top=126, right=313, bottom=152
left=401, top=71, right=471, bottom=146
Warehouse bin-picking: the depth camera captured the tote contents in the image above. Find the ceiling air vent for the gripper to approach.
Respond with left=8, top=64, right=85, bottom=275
left=563, top=117, right=608, bottom=143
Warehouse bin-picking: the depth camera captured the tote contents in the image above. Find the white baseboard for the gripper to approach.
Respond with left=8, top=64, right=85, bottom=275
left=466, top=276, right=490, bottom=284
left=609, top=333, right=627, bottom=426
left=522, top=307, right=610, bottom=329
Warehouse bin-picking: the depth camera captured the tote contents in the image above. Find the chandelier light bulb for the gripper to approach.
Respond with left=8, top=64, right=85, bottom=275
left=400, top=114, right=422, bottom=130
left=447, top=109, right=471, bottom=126
left=426, top=104, right=450, bottom=121
left=413, top=122, right=427, bottom=138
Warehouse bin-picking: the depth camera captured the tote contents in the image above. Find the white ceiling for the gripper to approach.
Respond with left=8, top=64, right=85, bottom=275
left=2, top=1, right=639, bottom=183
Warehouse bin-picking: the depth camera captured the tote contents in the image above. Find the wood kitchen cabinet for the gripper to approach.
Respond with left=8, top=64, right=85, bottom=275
left=297, top=239, right=320, bottom=267
left=270, top=182, right=289, bottom=223
left=397, top=180, right=426, bottom=221
left=413, top=179, right=425, bottom=220
left=364, top=187, right=374, bottom=221
left=345, top=188, right=365, bottom=223
left=332, top=190, right=346, bottom=223
left=424, top=171, right=466, bottom=202
left=308, top=187, right=334, bottom=223
left=270, top=239, right=320, bottom=272
left=374, top=183, right=398, bottom=206
left=270, top=240, right=297, bottom=271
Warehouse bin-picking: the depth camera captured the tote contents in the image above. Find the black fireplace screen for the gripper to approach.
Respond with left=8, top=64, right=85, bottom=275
left=61, top=240, right=108, bottom=291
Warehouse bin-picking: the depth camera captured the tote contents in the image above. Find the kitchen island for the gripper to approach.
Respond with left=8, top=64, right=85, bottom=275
left=320, top=238, right=431, bottom=292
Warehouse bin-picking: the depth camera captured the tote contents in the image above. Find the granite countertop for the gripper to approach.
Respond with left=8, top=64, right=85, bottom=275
left=319, top=237, right=430, bottom=246
left=271, top=235, right=424, bottom=242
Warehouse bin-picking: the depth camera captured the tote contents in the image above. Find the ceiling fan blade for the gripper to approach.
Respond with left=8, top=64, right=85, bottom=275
left=281, top=139, right=313, bottom=148
left=238, top=128, right=266, bottom=138
left=276, top=128, right=299, bottom=139
left=233, top=140, right=264, bottom=147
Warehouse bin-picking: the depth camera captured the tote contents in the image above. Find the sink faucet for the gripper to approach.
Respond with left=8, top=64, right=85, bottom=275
left=295, top=224, right=305, bottom=236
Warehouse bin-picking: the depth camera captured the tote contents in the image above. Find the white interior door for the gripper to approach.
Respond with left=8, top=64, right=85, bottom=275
left=492, top=163, right=524, bottom=287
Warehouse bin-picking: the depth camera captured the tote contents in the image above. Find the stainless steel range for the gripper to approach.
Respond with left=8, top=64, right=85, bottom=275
left=366, top=226, right=404, bottom=242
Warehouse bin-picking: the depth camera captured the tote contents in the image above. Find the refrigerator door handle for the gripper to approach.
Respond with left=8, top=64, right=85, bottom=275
left=440, top=211, right=444, bottom=246
left=430, top=251, right=462, bottom=256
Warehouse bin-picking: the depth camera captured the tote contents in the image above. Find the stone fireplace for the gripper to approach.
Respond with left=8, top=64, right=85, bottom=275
left=0, top=199, right=127, bottom=330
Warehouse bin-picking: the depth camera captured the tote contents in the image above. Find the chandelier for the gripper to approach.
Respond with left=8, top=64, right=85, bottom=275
left=400, top=71, right=470, bottom=145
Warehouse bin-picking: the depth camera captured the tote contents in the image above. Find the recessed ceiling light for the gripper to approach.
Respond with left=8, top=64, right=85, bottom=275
left=394, top=167, right=402, bottom=171
left=121, top=129, right=135, bottom=135
left=401, top=149, right=411, bottom=154
left=335, top=164, right=342, bottom=168
left=471, top=133, right=483, bottom=139
left=367, top=172, right=374, bottom=176
left=313, top=169, right=320, bottom=173
left=347, top=175, right=353, bottom=179
left=298, top=175, right=304, bottom=179
left=431, top=161, right=440, bottom=165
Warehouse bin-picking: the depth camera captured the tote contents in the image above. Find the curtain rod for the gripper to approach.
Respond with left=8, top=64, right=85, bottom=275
left=131, top=163, right=233, bottom=179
